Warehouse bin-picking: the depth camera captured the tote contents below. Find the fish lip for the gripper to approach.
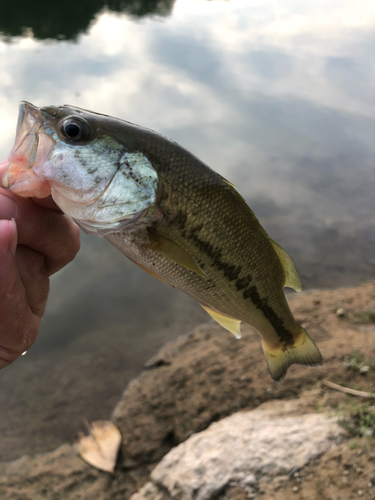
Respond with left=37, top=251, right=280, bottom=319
left=11, top=102, right=55, bottom=168
left=1, top=102, right=56, bottom=197
left=12, top=102, right=42, bottom=157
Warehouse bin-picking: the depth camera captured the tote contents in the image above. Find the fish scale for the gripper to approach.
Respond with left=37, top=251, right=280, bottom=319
left=1, top=102, right=323, bottom=380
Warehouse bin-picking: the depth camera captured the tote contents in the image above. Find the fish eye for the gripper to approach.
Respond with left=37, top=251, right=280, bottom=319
left=61, top=118, right=89, bottom=142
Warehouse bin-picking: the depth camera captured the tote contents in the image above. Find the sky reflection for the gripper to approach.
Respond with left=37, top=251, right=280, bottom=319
left=0, top=0, right=374, bottom=461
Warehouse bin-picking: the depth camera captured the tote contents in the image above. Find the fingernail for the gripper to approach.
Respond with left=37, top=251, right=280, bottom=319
left=0, top=193, right=18, bottom=220
left=8, top=219, right=17, bottom=257
left=2, top=171, right=10, bottom=189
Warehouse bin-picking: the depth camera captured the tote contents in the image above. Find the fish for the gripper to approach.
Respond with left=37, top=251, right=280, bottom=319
left=1, top=101, right=322, bottom=380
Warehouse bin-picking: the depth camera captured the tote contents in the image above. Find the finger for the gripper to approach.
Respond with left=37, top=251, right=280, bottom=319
left=32, top=195, right=63, bottom=212
left=17, top=245, right=50, bottom=317
left=0, top=220, right=40, bottom=368
left=0, top=190, right=81, bottom=275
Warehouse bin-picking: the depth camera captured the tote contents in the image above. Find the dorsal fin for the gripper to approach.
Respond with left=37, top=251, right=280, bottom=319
left=219, top=174, right=237, bottom=190
left=200, top=304, right=242, bottom=339
left=270, top=239, right=302, bottom=292
left=218, top=176, right=301, bottom=293
left=219, top=175, right=268, bottom=233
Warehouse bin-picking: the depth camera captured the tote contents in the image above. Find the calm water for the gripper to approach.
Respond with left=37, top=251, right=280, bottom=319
left=0, top=0, right=375, bottom=461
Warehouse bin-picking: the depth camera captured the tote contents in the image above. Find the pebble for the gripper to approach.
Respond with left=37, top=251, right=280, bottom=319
left=293, top=486, right=299, bottom=493
left=336, top=307, right=345, bottom=317
left=343, top=470, right=349, bottom=476
left=358, top=491, right=363, bottom=497
left=359, top=365, right=370, bottom=374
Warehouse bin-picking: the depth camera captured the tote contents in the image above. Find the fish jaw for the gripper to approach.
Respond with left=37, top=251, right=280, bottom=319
left=1, top=102, right=55, bottom=198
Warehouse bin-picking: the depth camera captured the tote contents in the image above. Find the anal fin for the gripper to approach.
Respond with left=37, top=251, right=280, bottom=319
left=200, top=304, right=242, bottom=339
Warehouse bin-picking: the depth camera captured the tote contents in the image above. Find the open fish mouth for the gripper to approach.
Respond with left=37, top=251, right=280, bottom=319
left=2, top=102, right=55, bottom=198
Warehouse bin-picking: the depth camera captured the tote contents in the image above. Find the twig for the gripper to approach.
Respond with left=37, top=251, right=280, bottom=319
left=322, top=379, right=375, bottom=399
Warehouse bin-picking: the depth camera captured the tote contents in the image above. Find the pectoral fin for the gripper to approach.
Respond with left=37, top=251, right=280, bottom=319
left=270, top=239, right=302, bottom=292
left=147, top=230, right=207, bottom=279
left=200, top=304, right=242, bottom=339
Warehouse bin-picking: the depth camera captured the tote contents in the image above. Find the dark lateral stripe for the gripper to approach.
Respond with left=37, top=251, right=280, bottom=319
left=187, top=229, right=242, bottom=282
left=242, top=285, right=294, bottom=346
left=170, top=209, right=188, bottom=230
left=235, top=275, right=252, bottom=291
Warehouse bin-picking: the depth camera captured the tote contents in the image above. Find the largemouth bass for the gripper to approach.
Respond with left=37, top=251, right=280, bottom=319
left=1, top=102, right=322, bottom=380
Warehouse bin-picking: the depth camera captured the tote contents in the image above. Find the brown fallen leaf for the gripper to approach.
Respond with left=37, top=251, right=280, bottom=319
left=74, top=420, right=121, bottom=474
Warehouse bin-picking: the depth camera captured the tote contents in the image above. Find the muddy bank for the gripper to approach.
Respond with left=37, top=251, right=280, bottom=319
left=1, top=281, right=375, bottom=499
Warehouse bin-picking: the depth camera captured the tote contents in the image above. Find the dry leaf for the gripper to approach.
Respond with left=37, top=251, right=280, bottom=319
left=75, top=420, right=121, bottom=474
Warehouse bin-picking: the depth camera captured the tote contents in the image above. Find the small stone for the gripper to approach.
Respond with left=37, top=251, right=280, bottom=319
left=343, top=470, right=349, bottom=476
left=293, top=486, right=299, bottom=493
left=358, top=490, right=364, bottom=497
left=336, top=307, right=345, bottom=317
left=368, top=482, right=373, bottom=488
left=242, top=474, right=257, bottom=487
left=359, top=366, right=370, bottom=374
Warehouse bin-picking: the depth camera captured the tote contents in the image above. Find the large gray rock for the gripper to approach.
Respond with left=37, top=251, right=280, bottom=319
left=131, top=398, right=345, bottom=500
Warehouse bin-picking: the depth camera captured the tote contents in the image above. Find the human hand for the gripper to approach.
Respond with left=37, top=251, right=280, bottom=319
left=0, top=164, right=80, bottom=369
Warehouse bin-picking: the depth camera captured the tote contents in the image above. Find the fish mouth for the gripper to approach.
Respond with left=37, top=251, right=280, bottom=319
left=1, top=102, right=55, bottom=198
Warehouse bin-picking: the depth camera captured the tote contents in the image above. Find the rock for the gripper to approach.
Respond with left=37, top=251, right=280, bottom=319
left=336, top=307, right=345, bottom=317
left=0, top=444, right=108, bottom=500
left=131, top=398, right=345, bottom=500
left=130, top=482, right=170, bottom=500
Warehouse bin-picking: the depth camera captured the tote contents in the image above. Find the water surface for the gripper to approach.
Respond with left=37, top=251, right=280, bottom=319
left=0, top=0, right=374, bottom=461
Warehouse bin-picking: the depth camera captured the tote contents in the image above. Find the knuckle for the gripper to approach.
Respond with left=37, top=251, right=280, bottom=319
left=26, top=251, right=48, bottom=281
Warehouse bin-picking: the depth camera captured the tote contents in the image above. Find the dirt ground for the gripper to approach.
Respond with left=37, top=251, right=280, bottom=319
left=111, top=280, right=375, bottom=500
left=1, top=280, right=375, bottom=500
left=217, top=281, right=375, bottom=500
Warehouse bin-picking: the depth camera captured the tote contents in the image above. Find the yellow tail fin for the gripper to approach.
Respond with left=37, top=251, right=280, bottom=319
left=262, top=327, right=322, bottom=381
